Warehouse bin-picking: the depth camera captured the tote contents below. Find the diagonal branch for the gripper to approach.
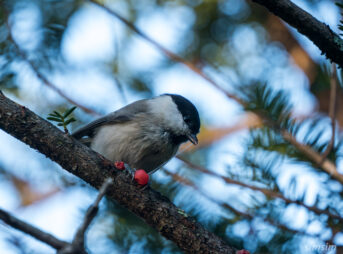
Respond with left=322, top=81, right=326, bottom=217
left=87, top=0, right=342, bottom=184
left=250, top=111, right=343, bottom=184
left=177, top=156, right=343, bottom=223
left=58, top=178, right=113, bottom=254
left=72, top=178, right=113, bottom=245
left=163, top=169, right=319, bottom=238
left=87, top=0, right=244, bottom=106
left=0, top=178, right=114, bottom=254
left=0, top=208, right=68, bottom=250
left=0, top=91, right=236, bottom=254
left=280, top=129, right=343, bottom=183
left=251, top=0, right=343, bottom=68
left=4, top=17, right=99, bottom=116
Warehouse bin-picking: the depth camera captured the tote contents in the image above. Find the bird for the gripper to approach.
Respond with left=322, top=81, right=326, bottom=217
left=72, top=94, right=200, bottom=174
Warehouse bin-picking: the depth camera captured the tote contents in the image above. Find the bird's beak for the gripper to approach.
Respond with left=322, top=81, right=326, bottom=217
left=187, top=134, right=198, bottom=145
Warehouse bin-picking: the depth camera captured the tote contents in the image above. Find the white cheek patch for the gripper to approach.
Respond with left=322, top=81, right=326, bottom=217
left=148, top=96, right=187, bottom=134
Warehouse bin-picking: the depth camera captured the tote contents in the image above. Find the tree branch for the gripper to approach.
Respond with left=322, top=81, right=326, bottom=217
left=0, top=208, right=68, bottom=250
left=0, top=91, right=236, bottom=254
left=86, top=0, right=342, bottom=184
left=251, top=0, right=343, bottom=68
left=0, top=178, right=114, bottom=254
left=58, top=178, right=113, bottom=254
left=280, top=129, right=343, bottom=183
left=177, top=156, right=343, bottom=223
left=73, top=178, right=113, bottom=245
left=163, top=170, right=319, bottom=239
left=87, top=0, right=244, bottom=106
left=4, top=16, right=100, bottom=116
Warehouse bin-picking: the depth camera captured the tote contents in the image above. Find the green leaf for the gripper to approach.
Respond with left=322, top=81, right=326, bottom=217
left=47, top=116, right=63, bottom=122
left=63, top=106, right=77, bottom=118
left=48, top=112, right=60, bottom=117
left=53, top=111, right=63, bottom=118
left=57, top=123, right=64, bottom=126
left=64, top=117, right=76, bottom=125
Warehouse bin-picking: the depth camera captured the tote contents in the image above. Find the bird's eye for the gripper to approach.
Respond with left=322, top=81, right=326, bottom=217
left=184, top=117, right=191, bottom=123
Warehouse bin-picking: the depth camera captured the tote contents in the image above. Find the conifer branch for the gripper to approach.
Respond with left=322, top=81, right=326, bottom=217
left=280, top=130, right=343, bottom=184
left=87, top=0, right=343, bottom=185
left=0, top=92, right=236, bottom=254
left=163, top=170, right=320, bottom=238
left=177, top=156, right=343, bottom=223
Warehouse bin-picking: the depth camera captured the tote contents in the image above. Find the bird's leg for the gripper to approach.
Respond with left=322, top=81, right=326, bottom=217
left=114, top=162, right=149, bottom=188
left=114, top=161, right=135, bottom=178
left=124, top=163, right=136, bottom=180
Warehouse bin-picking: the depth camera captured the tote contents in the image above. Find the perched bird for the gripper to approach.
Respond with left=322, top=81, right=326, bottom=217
left=72, top=94, right=200, bottom=174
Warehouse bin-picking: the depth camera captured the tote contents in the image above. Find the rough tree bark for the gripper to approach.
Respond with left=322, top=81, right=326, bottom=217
left=251, top=0, right=343, bottom=68
left=0, top=91, right=236, bottom=254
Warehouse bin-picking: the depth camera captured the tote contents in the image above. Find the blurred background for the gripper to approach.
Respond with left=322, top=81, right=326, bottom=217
left=0, top=0, right=342, bottom=253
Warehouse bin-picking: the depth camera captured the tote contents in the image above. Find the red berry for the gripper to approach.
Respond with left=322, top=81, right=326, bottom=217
left=114, top=161, right=125, bottom=170
left=134, top=169, right=149, bottom=185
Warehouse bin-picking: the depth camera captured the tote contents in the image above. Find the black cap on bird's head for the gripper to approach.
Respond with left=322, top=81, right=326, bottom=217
left=165, top=94, right=200, bottom=145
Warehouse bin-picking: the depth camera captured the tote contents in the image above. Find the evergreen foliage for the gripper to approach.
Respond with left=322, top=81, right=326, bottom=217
left=0, top=0, right=342, bottom=253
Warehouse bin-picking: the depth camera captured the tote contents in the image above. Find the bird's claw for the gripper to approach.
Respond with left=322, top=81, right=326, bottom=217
left=114, top=162, right=149, bottom=187
left=124, top=163, right=135, bottom=177
left=114, top=161, right=135, bottom=176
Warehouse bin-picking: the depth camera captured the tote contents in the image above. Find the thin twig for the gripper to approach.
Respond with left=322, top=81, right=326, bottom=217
left=251, top=108, right=343, bottom=184
left=58, top=178, right=113, bottom=254
left=280, top=130, right=343, bottom=184
left=88, top=0, right=342, bottom=184
left=252, top=110, right=343, bottom=184
left=73, top=178, right=113, bottom=242
left=321, top=63, right=338, bottom=163
left=4, top=18, right=99, bottom=116
left=0, top=208, right=68, bottom=250
left=88, top=0, right=244, bottom=106
left=177, top=155, right=343, bottom=222
left=0, top=93, right=236, bottom=254
left=163, top=169, right=319, bottom=238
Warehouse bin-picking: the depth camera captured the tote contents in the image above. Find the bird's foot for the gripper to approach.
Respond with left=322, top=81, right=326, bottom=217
left=114, top=161, right=134, bottom=177
left=114, top=162, right=149, bottom=187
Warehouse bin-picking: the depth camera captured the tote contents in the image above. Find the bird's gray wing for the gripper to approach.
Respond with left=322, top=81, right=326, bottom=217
left=72, top=99, right=148, bottom=139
